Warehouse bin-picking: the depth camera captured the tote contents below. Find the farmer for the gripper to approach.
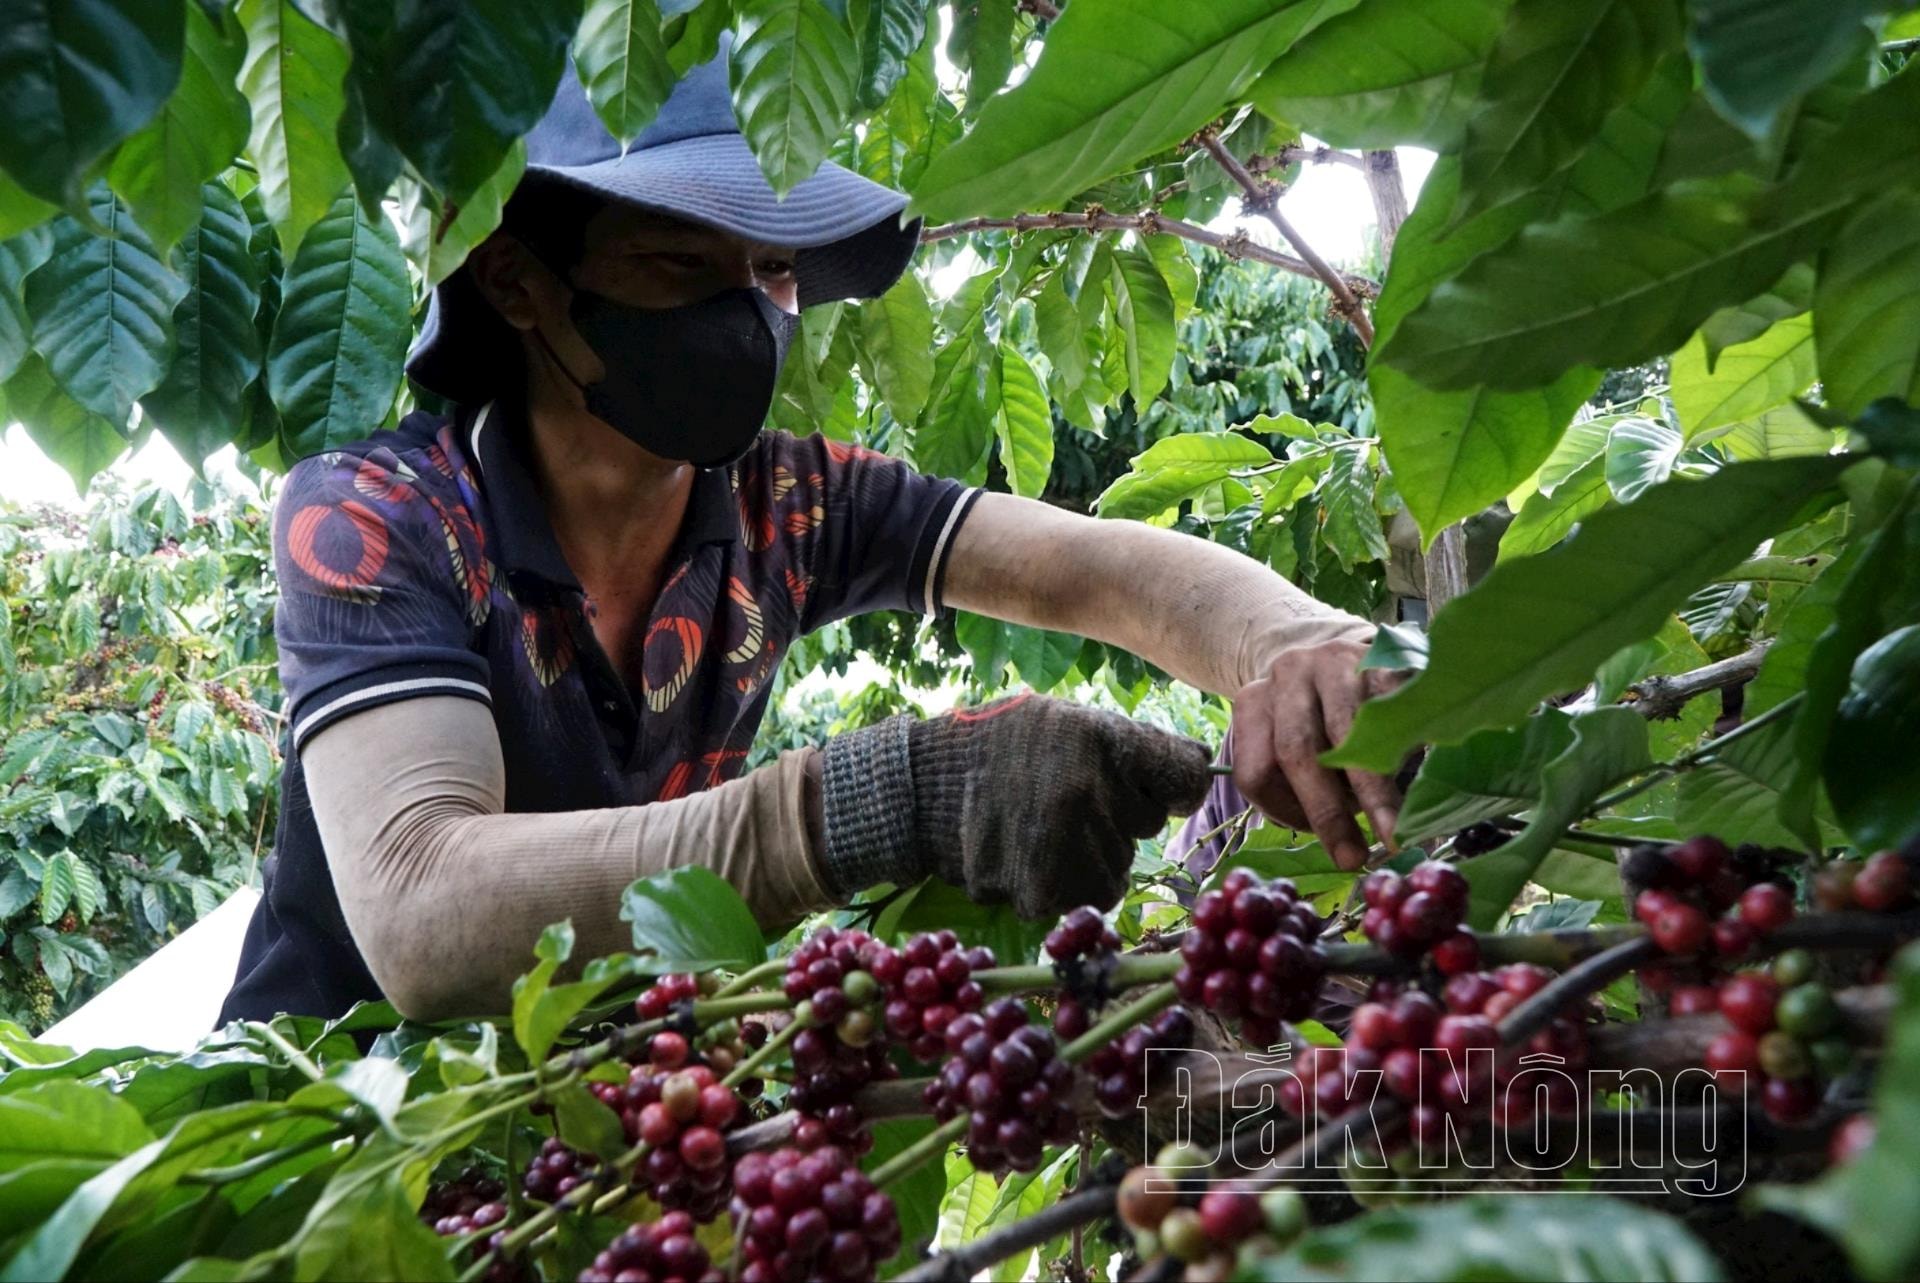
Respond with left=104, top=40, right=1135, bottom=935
left=219, top=47, right=1396, bottom=1024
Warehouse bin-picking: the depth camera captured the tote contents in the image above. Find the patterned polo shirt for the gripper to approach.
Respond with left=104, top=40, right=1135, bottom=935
left=220, top=402, right=976, bottom=1021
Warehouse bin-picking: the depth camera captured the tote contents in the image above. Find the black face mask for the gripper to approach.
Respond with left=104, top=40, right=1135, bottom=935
left=537, top=286, right=799, bottom=469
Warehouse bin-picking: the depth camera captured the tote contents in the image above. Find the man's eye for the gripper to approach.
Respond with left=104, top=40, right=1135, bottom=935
left=757, top=259, right=795, bottom=277
left=638, top=252, right=705, bottom=269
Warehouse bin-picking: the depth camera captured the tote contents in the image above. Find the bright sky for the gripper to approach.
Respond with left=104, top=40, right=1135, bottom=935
left=1, top=148, right=1431, bottom=508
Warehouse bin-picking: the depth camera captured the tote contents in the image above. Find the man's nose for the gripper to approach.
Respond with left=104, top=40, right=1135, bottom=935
left=719, top=252, right=757, bottom=291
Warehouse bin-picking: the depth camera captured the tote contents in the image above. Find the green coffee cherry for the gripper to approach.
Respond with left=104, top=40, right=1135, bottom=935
left=842, top=970, right=880, bottom=1006
left=1260, top=1188, right=1307, bottom=1242
left=1771, top=948, right=1816, bottom=988
left=1159, top=1208, right=1209, bottom=1263
left=1153, top=1141, right=1213, bottom=1171
left=1757, top=1031, right=1812, bottom=1080
left=1775, top=984, right=1840, bottom=1039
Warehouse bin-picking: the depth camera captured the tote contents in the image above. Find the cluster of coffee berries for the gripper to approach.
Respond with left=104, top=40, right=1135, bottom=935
left=1046, top=905, right=1124, bottom=1039
left=633, top=972, right=706, bottom=1023
left=1342, top=965, right=1587, bottom=1145
left=521, top=1138, right=598, bottom=1204
left=787, top=1023, right=893, bottom=1149
left=1175, top=869, right=1328, bottom=1047
left=1046, top=905, right=1122, bottom=964
left=1813, top=850, right=1913, bottom=915
left=420, top=1168, right=506, bottom=1236
left=1082, top=1008, right=1196, bottom=1118
left=1630, top=836, right=1795, bottom=958
left=1360, top=861, right=1470, bottom=960
left=782, top=927, right=901, bottom=1134
left=785, top=926, right=888, bottom=1046
left=1700, top=950, right=1851, bottom=1126
left=924, top=998, right=1077, bottom=1173
left=421, top=1172, right=525, bottom=1283
left=731, top=1145, right=901, bottom=1283
left=876, top=930, right=995, bottom=1062
left=1116, top=1148, right=1308, bottom=1280
left=588, top=1058, right=739, bottom=1219
left=576, top=1211, right=723, bottom=1283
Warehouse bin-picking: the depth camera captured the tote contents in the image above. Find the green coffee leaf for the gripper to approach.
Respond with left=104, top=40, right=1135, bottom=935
left=237, top=0, right=352, bottom=259
left=1813, top=190, right=1920, bottom=419
left=909, top=0, right=1359, bottom=220
left=1458, top=708, right=1649, bottom=929
left=730, top=0, right=860, bottom=194
left=1108, top=245, right=1175, bottom=407
left=143, top=183, right=264, bottom=473
left=859, top=271, right=935, bottom=426
left=1672, top=311, right=1816, bottom=441
left=1395, top=709, right=1577, bottom=844
left=265, top=193, right=409, bottom=458
left=1674, top=711, right=1815, bottom=851
left=915, top=330, right=995, bottom=483
left=4, top=356, right=129, bottom=491
left=0, top=0, right=187, bottom=209
left=1453, top=0, right=1681, bottom=221
left=993, top=342, right=1053, bottom=499
left=855, top=0, right=928, bottom=110
left=1697, top=261, right=1812, bottom=370
left=0, top=225, right=54, bottom=384
left=106, top=4, right=249, bottom=255
left=1604, top=417, right=1682, bottom=502
left=575, top=0, right=678, bottom=145
left=1824, top=624, right=1920, bottom=851
left=620, top=866, right=765, bottom=976
left=1378, top=69, right=1920, bottom=394
left=1687, top=0, right=1876, bottom=140
left=1330, top=454, right=1851, bottom=772
left=24, top=189, right=185, bottom=424
left=1246, top=0, right=1507, bottom=150
left=1319, top=440, right=1389, bottom=569
left=1095, top=431, right=1274, bottom=521
left=340, top=0, right=579, bottom=209
left=1498, top=451, right=1610, bottom=562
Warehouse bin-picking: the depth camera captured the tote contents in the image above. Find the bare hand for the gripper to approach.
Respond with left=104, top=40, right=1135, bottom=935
left=1228, top=637, right=1406, bottom=871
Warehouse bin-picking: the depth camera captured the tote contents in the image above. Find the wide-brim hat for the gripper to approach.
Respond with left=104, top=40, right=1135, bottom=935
left=406, top=38, right=919, bottom=405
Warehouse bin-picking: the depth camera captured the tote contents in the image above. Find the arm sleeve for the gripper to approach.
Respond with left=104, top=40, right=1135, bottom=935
left=304, top=696, right=835, bottom=1022
left=761, top=433, right=981, bottom=630
left=943, top=492, right=1376, bottom=698
left=272, top=451, right=492, bottom=753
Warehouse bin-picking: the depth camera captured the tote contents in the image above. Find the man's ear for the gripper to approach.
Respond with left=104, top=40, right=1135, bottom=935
left=465, top=234, right=552, bottom=333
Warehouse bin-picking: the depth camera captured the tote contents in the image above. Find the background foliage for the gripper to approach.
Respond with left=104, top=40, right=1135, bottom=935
left=0, top=0, right=1919, bottom=1279
left=0, top=479, right=279, bottom=1029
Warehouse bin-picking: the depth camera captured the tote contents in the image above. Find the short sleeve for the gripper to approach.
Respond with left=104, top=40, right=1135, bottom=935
left=273, top=450, right=492, bottom=752
left=760, top=433, right=980, bottom=631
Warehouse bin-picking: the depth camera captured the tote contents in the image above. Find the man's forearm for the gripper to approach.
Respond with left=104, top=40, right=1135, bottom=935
left=942, top=492, right=1374, bottom=697
left=305, top=697, right=834, bottom=1022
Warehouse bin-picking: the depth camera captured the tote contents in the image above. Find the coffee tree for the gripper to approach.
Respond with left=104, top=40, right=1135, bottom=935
left=1, top=0, right=1919, bottom=1280
left=0, top=480, right=279, bottom=1030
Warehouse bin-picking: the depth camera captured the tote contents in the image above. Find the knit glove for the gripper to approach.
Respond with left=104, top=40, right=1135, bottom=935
left=819, top=692, right=1212, bottom=917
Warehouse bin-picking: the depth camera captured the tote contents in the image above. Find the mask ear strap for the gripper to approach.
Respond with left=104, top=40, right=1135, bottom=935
left=531, top=321, right=593, bottom=395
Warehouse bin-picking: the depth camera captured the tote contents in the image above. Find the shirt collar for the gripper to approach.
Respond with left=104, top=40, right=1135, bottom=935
left=464, top=401, right=740, bottom=593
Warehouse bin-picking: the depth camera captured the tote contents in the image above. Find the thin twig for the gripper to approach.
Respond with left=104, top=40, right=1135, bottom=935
left=1591, top=692, right=1804, bottom=811
left=1495, top=934, right=1660, bottom=1047
left=1623, top=642, right=1771, bottom=720
left=895, top=1182, right=1118, bottom=1282
left=1196, top=130, right=1375, bottom=344
left=919, top=209, right=1381, bottom=298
